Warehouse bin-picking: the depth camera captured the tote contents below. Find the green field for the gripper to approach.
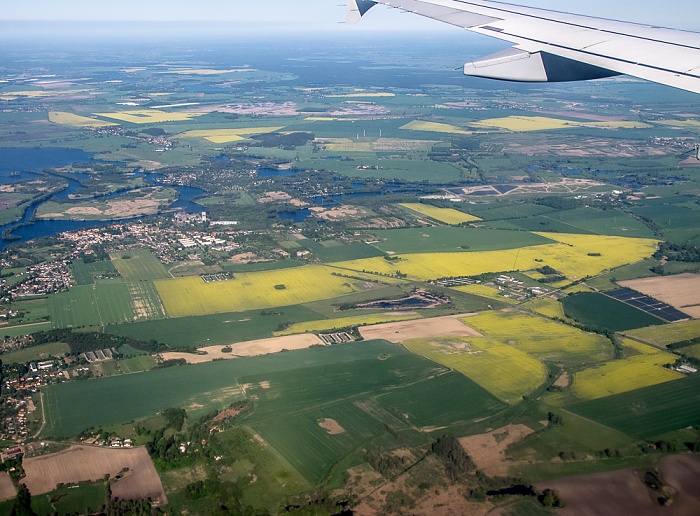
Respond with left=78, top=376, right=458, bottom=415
left=562, top=292, right=664, bottom=332
left=511, top=208, right=655, bottom=238
left=71, top=260, right=118, bottom=285
left=293, top=240, right=385, bottom=262
left=405, top=338, right=547, bottom=404
left=0, top=321, right=53, bottom=338
left=110, top=250, right=170, bottom=281
left=41, top=340, right=505, bottom=486
left=623, top=319, right=700, bottom=346
left=568, top=374, right=700, bottom=439
left=31, top=481, right=109, bottom=516
left=106, top=305, right=324, bottom=348
left=369, top=227, right=553, bottom=254
left=0, top=342, right=70, bottom=364
left=109, top=250, right=168, bottom=320
left=97, top=355, right=156, bottom=376
left=49, top=280, right=135, bottom=328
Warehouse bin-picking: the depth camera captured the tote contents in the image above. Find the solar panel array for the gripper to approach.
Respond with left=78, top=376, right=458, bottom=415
left=605, top=288, right=690, bottom=322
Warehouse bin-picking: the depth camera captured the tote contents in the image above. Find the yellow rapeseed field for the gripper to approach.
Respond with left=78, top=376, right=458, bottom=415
left=155, top=265, right=368, bottom=317
left=176, top=127, right=285, bottom=144
left=48, top=112, right=118, bottom=128
left=619, top=337, right=661, bottom=355
left=470, top=116, right=575, bottom=132
left=406, top=337, right=547, bottom=404
left=464, top=310, right=611, bottom=362
left=334, top=234, right=656, bottom=281
left=399, top=203, right=481, bottom=224
left=400, top=120, right=472, bottom=134
left=94, top=110, right=204, bottom=124
left=276, top=313, right=420, bottom=336
left=573, top=352, right=683, bottom=400
left=467, top=116, right=652, bottom=132
left=623, top=319, right=700, bottom=346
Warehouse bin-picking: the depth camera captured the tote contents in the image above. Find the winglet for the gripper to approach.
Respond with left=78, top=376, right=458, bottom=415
left=347, top=0, right=377, bottom=24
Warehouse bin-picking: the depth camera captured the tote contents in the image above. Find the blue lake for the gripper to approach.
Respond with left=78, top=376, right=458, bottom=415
left=277, top=209, right=311, bottom=223
left=258, top=168, right=301, bottom=178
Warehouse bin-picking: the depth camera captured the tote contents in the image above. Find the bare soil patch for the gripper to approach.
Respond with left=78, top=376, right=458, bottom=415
left=538, top=455, right=700, bottom=515
left=160, top=333, right=325, bottom=364
left=458, top=424, right=535, bottom=477
left=257, top=191, right=291, bottom=203
left=0, top=473, right=15, bottom=502
left=229, top=252, right=259, bottom=264
left=359, top=313, right=481, bottom=343
left=620, top=274, right=700, bottom=318
left=553, top=371, right=570, bottom=388
left=318, top=418, right=346, bottom=435
left=22, top=445, right=166, bottom=504
left=311, top=205, right=367, bottom=220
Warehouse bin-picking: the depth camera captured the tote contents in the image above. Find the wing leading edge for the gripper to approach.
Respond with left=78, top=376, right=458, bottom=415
left=346, top=0, right=700, bottom=94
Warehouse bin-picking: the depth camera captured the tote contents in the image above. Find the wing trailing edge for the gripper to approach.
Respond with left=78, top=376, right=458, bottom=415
left=346, top=0, right=700, bottom=94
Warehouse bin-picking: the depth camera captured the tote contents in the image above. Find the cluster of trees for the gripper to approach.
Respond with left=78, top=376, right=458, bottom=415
left=432, top=435, right=475, bottom=481
left=30, top=328, right=164, bottom=355
left=654, top=241, right=700, bottom=263
left=364, top=448, right=406, bottom=477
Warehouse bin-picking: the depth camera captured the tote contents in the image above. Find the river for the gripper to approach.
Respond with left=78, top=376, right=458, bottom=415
left=0, top=148, right=205, bottom=251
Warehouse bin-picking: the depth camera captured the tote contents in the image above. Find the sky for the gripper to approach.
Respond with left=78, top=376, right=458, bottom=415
left=1, top=0, right=698, bottom=31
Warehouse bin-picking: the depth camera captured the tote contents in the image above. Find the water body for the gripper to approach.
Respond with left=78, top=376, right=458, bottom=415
left=258, top=168, right=301, bottom=178
left=0, top=149, right=206, bottom=251
left=277, top=209, right=312, bottom=223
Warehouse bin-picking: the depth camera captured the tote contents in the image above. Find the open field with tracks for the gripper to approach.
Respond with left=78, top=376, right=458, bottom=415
left=22, top=445, right=166, bottom=504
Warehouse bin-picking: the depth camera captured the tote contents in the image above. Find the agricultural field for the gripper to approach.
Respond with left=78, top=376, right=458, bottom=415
left=569, top=374, right=700, bottom=439
left=155, top=265, right=375, bottom=317
left=369, top=227, right=554, bottom=254
left=562, top=292, right=664, bottom=331
left=400, top=120, right=472, bottom=134
left=470, top=116, right=577, bottom=132
left=175, top=126, right=285, bottom=143
left=107, top=305, right=324, bottom=348
left=94, top=109, right=203, bottom=124
left=22, top=445, right=166, bottom=504
left=0, top=342, right=70, bottom=364
left=464, top=310, right=611, bottom=363
left=335, top=234, right=658, bottom=282
left=405, top=337, right=547, bottom=403
left=572, top=351, right=683, bottom=401
left=49, top=280, right=135, bottom=327
left=624, top=319, right=700, bottom=346
left=72, top=260, right=118, bottom=285
left=275, top=312, right=420, bottom=336
left=511, top=208, right=655, bottom=238
left=521, top=297, right=565, bottom=319
left=619, top=273, right=700, bottom=318
left=111, top=250, right=169, bottom=320
left=40, top=339, right=504, bottom=472
left=49, top=111, right=118, bottom=127
left=398, top=203, right=482, bottom=224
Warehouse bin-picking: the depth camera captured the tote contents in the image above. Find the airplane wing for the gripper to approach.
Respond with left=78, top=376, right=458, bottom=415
left=346, top=0, right=700, bottom=94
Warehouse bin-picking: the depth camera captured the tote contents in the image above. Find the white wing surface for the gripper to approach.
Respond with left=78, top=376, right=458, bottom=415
left=347, top=0, right=700, bottom=94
